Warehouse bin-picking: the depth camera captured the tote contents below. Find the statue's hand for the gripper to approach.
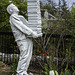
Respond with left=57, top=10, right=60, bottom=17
left=32, top=32, right=38, bottom=38
left=32, top=32, right=42, bottom=38
left=37, top=33, right=43, bottom=37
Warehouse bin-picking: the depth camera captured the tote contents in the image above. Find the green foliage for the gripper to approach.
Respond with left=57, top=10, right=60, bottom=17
left=68, top=6, right=75, bottom=37
left=0, top=0, right=27, bottom=32
left=70, top=6, right=75, bottom=19
left=0, top=0, right=11, bottom=31
left=11, top=58, right=18, bottom=74
left=12, top=0, right=27, bottom=19
left=42, top=64, right=49, bottom=75
left=55, top=71, right=58, bottom=75
left=41, top=0, right=57, bottom=16
left=42, top=63, right=58, bottom=75
left=60, top=64, right=75, bottom=75
left=42, top=56, right=57, bottom=75
left=11, top=63, right=17, bottom=73
left=41, top=0, right=75, bottom=38
left=65, top=64, right=71, bottom=75
left=60, top=71, right=63, bottom=75
left=71, top=66, right=75, bottom=75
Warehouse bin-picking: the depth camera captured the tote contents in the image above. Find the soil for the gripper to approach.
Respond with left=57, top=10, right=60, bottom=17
left=0, top=61, right=13, bottom=75
left=0, top=61, right=42, bottom=75
left=28, top=66, right=42, bottom=75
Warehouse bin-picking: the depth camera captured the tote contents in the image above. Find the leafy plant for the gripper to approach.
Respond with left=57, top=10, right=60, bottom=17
left=71, top=66, right=75, bottom=75
left=11, top=58, right=18, bottom=74
left=42, top=64, right=49, bottom=75
left=60, top=64, right=72, bottom=75
left=42, top=58, right=58, bottom=75
left=0, top=0, right=27, bottom=32
left=65, top=64, right=71, bottom=75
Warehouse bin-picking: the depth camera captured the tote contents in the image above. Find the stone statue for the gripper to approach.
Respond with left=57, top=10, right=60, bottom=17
left=7, top=4, right=42, bottom=75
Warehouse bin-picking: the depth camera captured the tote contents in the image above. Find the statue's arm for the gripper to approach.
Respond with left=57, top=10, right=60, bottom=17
left=11, top=15, right=38, bottom=38
left=19, top=16, right=29, bottom=26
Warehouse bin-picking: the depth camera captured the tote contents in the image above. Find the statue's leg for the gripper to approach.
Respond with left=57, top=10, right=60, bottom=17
left=23, top=38, right=33, bottom=71
left=16, top=38, right=33, bottom=75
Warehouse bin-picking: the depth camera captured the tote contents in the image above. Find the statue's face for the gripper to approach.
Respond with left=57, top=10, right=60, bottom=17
left=12, top=5, right=19, bottom=14
left=7, top=4, right=19, bottom=14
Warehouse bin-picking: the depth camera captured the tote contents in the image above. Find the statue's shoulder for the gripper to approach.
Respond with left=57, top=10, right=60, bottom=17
left=19, top=15, right=24, bottom=18
left=10, top=14, right=20, bottom=21
left=11, top=14, right=18, bottom=18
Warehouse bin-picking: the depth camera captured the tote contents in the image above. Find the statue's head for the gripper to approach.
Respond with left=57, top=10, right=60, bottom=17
left=7, top=3, right=19, bottom=15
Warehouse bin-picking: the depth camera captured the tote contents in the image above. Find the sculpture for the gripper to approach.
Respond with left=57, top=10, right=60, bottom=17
left=7, top=3, right=42, bottom=75
left=27, top=0, right=42, bottom=34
